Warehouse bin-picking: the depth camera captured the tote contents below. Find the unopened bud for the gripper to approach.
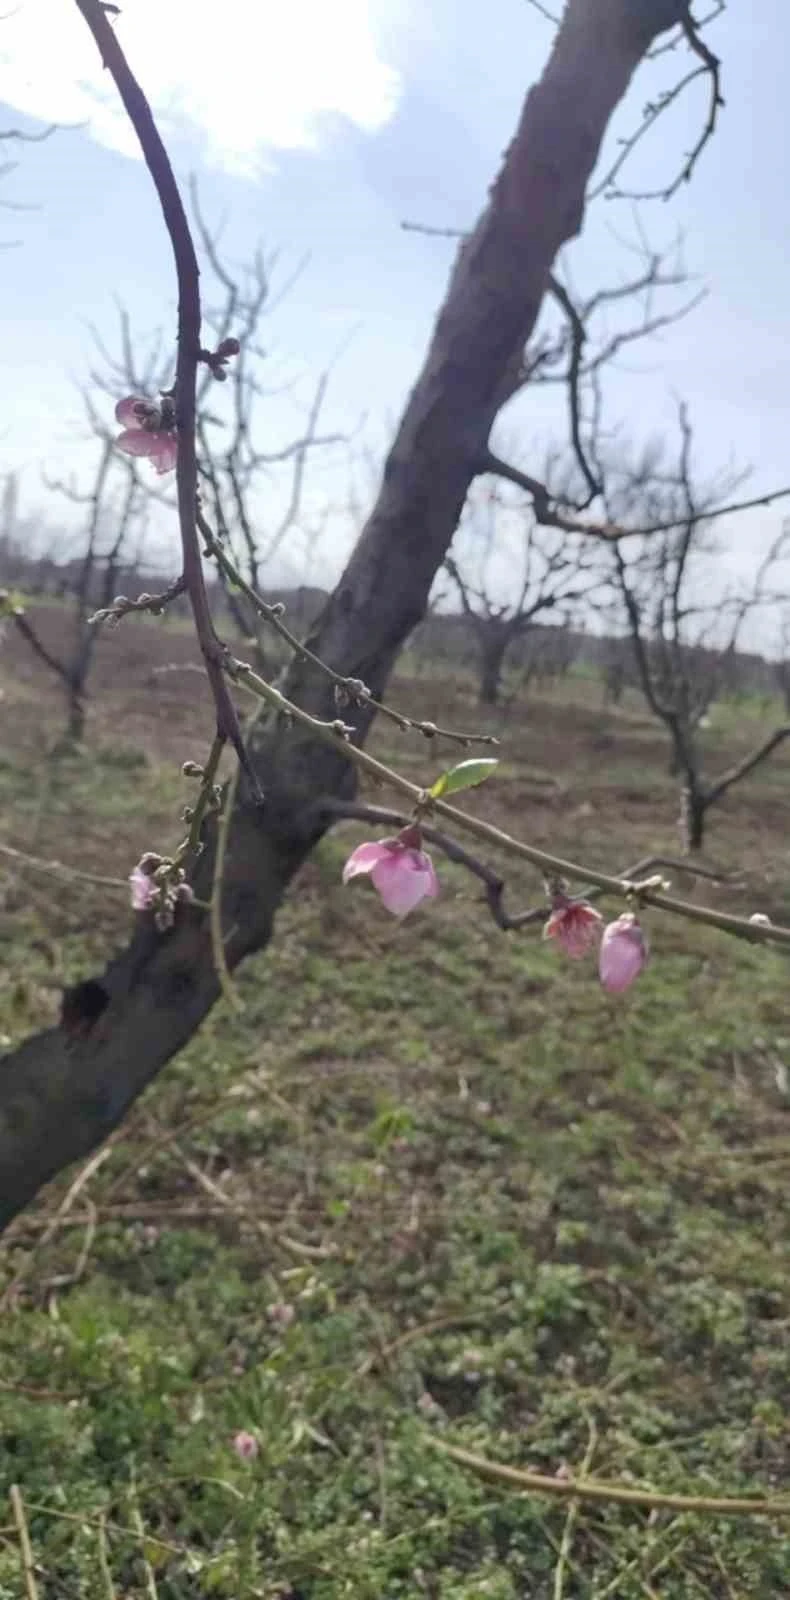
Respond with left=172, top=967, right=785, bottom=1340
left=138, top=852, right=164, bottom=875
left=182, top=760, right=205, bottom=778
left=749, top=913, right=771, bottom=927
left=217, top=336, right=241, bottom=358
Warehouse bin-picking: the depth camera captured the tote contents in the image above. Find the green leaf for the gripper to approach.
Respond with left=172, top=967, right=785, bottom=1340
left=429, top=758, right=499, bottom=799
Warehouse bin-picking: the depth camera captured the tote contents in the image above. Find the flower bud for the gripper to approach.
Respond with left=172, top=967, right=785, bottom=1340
left=599, top=913, right=648, bottom=994
left=543, top=895, right=603, bottom=959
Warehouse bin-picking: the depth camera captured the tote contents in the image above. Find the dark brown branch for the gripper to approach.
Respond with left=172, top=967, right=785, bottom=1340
left=546, top=275, right=600, bottom=500
left=90, top=574, right=187, bottom=626
left=591, top=2, right=723, bottom=201
left=526, top=0, right=561, bottom=22
left=704, top=727, right=790, bottom=811
left=4, top=604, right=69, bottom=684
left=0, top=123, right=59, bottom=143
left=73, top=0, right=259, bottom=797
left=482, top=451, right=790, bottom=541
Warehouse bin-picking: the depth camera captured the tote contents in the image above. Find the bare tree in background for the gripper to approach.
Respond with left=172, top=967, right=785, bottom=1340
left=603, top=410, right=790, bottom=849
left=445, top=475, right=599, bottom=705
left=775, top=604, right=790, bottom=716
left=0, top=116, right=58, bottom=248
left=3, top=445, right=142, bottom=741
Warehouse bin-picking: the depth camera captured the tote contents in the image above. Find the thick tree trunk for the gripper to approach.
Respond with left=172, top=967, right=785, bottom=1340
left=478, top=629, right=510, bottom=706
left=0, top=0, right=685, bottom=1231
left=66, top=687, right=86, bottom=744
left=679, top=783, right=706, bottom=852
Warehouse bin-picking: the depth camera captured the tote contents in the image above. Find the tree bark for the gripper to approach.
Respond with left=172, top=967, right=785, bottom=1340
left=478, top=627, right=511, bottom=706
left=679, top=782, right=707, bottom=852
left=0, top=0, right=686, bottom=1231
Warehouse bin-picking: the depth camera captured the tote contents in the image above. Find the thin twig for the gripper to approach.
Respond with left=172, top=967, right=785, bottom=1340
left=210, top=761, right=245, bottom=1013
left=10, top=1486, right=39, bottom=1600
left=128, top=1474, right=158, bottom=1600
left=429, top=1439, right=790, bottom=1518
left=17, top=1499, right=184, bottom=1555
left=546, top=276, right=600, bottom=500
left=0, top=842, right=127, bottom=891
left=0, top=1379, right=83, bottom=1402
left=199, top=511, right=498, bottom=749
left=482, top=451, right=790, bottom=542
left=590, top=8, right=723, bottom=202
left=90, top=574, right=186, bottom=625
left=97, top=1512, right=117, bottom=1600
left=40, top=1199, right=97, bottom=1293
left=553, top=1414, right=597, bottom=1600
left=172, top=1142, right=333, bottom=1261
left=1, top=1145, right=114, bottom=1308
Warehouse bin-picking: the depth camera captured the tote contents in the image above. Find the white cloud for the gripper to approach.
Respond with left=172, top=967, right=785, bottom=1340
left=0, top=0, right=401, bottom=172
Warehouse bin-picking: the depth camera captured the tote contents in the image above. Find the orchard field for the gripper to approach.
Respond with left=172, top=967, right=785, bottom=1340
left=2, top=609, right=790, bottom=1597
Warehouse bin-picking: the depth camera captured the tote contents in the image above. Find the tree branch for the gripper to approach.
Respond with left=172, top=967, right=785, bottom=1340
left=705, top=726, right=790, bottom=811
left=72, top=0, right=258, bottom=795
left=482, top=451, right=790, bottom=541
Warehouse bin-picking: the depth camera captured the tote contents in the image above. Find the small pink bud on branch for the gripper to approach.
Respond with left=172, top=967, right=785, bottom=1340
left=198, top=336, right=242, bottom=381
left=598, top=913, right=649, bottom=994
left=543, top=894, right=603, bottom=958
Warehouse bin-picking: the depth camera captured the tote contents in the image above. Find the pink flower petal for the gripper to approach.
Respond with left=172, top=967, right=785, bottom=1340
left=267, top=1300, right=295, bottom=1329
left=599, top=913, right=648, bottom=994
left=149, top=433, right=178, bottom=474
left=115, top=428, right=160, bottom=459
left=233, top=1430, right=259, bottom=1461
left=115, top=395, right=148, bottom=429
left=342, top=840, right=394, bottom=882
left=544, top=899, right=603, bottom=958
left=129, top=864, right=156, bottom=911
left=343, top=836, right=439, bottom=917
left=422, top=854, right=440, bottom=898
left=370, top=848, right=437, bottom=917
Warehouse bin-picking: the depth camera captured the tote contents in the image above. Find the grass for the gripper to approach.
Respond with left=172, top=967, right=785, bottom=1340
left=2, top=632, right=790, bottom=1597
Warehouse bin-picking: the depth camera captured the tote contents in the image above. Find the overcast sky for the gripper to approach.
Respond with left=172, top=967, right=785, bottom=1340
left=0, top=2, right=788, bottom=618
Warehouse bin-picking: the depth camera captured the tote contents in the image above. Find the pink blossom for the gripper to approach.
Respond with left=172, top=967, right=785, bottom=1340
left=129, top=853, right=194, bottom=919
left=114, top=394, right=178, bottom=475
left=598, top=912, right=648, bottom=994
left=543, top=895, right=603, bottom=958
left=129, top=860, right=158, bottom=911
left=417, top=1390, right=441, bottom=1417
left=233, top=1430, right=259, bottom=1461
left=342, top=828, right=439, bottom=917
left=267, top=1301, right=295, bottom=1330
